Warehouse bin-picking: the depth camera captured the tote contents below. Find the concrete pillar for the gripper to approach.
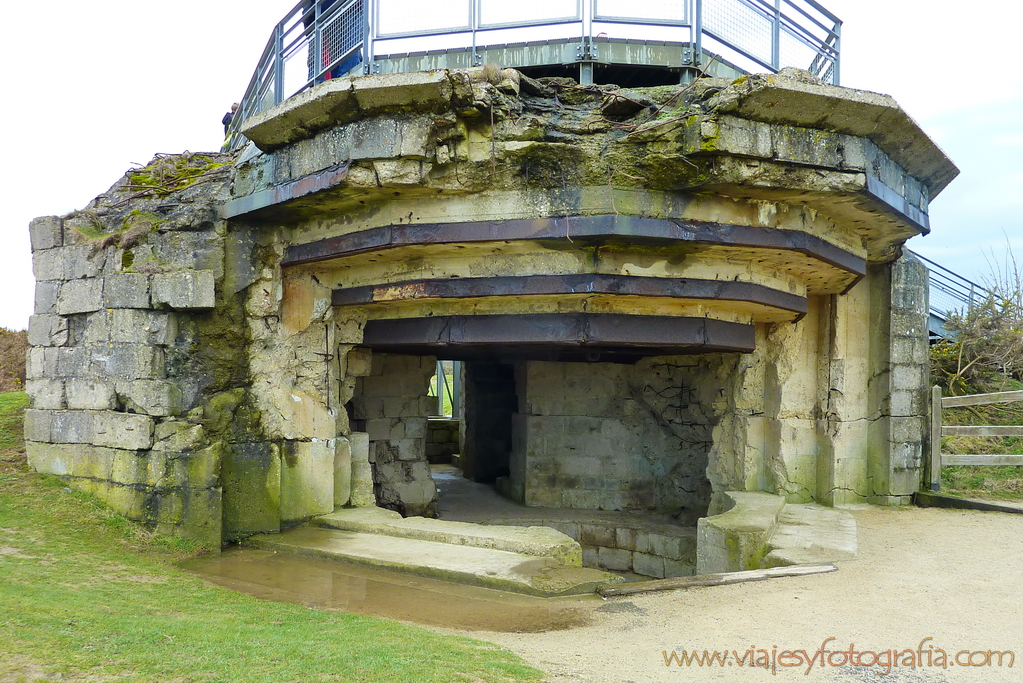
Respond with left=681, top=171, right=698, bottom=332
left=867, top=254, right=930, bottom=503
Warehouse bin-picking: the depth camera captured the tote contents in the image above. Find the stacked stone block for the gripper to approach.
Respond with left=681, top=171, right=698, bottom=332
left=492, top=518, right=696, bottom=578
left=510, top=360, right=715, bottom=521
left=351, top=352, right=439, bottom=517
left=25, top=213, right=223, bottom=545
left=577, top=522, right=696, bottom=579
left=872, top=254, right=931, bottom=502
left=425, top=418, right=460, bottom=463
left=341, top=348, right=377, bottom=508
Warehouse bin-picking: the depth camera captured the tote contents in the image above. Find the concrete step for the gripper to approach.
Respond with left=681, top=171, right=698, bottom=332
left=763, top=503, right=858, bottom=567
left=245, top=525, right=624, bottom=597
left=312, top=507, right=582, bottom=565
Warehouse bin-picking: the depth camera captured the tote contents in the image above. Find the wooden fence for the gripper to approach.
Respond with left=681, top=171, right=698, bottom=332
left=929, top=387, right=1023, bottom=490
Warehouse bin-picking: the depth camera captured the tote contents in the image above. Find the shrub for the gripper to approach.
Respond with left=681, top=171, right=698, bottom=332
left=931, top=249, right=1023, bottom=395
left=0, top=328, right=28, bottom=393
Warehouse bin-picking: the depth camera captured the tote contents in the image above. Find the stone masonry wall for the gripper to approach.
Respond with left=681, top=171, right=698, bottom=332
left=867, top=254, right=930, bottom=502
left=25, top=154, right=236, bottom=546
left=425, top=418, right=460, bottom=464
left=510, top=358, right=728, bottom=523
left=23, top=154, right=379, bottom=546
left=351, top=352, right=438, bottom=517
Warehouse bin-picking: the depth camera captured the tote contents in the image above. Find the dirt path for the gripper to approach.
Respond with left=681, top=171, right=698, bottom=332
left=469, top=506, right=1023, bottom=682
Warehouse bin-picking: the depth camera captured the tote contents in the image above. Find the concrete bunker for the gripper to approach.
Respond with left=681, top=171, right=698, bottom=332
left=24, top=67, right=955, bottom=581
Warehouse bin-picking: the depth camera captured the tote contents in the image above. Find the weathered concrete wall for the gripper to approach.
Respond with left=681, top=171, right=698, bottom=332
left=24, top=67, right=952, bottom=546
left=867, top=254, right=931, bottom=504
left=704, top=254, right=931, bottom=507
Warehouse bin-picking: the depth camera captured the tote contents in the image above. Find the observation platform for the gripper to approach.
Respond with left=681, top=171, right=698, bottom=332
left=229, top=0, right=841, bottom=147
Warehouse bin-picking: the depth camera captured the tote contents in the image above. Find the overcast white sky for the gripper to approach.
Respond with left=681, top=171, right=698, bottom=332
left=3, top=0, right=1020, bottom=330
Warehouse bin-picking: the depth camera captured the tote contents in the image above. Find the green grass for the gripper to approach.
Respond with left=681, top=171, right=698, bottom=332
left=940, top=465, right=1023, bottom=501
left=426, top=364, right=456, bottom=416
left=940, top=400, right=1023, bottom=501
left=0, top=391, right=542, bottom=683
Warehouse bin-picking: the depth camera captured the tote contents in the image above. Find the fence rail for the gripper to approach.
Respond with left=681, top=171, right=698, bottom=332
left=928, top=386, right=1023, bottom=491
left=227, top=0, right=840, bottom=149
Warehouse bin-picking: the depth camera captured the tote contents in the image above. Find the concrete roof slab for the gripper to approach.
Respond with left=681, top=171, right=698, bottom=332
left=714, top=72, right=959, bottom=196
left=240, top=77, right=357, bottom=151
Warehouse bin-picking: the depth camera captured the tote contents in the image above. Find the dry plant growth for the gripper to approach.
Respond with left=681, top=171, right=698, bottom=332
left=931, top=247, right=1023, bottom=499
left=0, top=327, right=27, bottom=393
left=931, top=249, right=1023, bottom=396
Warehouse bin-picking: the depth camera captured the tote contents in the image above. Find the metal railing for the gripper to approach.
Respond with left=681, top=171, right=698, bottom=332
left=227, top=0, right=840, bottom=148
left=702, top=0, right=840, bottom=83
left=911, top=251, right=988, bottom=327
left=227, top=0, right=365, bottom=149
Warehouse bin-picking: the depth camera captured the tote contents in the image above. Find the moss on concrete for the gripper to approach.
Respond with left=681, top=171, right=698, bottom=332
left=696, top=491, right=786, bottom=573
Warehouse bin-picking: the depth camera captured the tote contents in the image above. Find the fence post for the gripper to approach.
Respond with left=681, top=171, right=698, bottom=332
left=929, top=385, right=942, bottom=491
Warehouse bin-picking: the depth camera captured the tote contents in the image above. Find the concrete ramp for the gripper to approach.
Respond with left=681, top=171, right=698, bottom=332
left=311, top=507, right=582, bottom=565
left=245, top=525, right=623, bottom=597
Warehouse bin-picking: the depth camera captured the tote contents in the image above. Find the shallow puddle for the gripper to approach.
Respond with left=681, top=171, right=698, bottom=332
left=182, top=547, right=600, bottom=632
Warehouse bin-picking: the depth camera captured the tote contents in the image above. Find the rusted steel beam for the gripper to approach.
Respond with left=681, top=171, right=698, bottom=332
left=222, top=162, right=351, bottom=218
left=332, top=273, right=808, bottom=319
left=361, top=313, right=755, bottom=362
left=282, top=214, right=866, bottom=280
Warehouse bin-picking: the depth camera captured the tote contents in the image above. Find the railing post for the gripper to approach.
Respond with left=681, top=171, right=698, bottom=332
left=929, top=385, right=943, bottom=491
left=694, top=0, right=702, bottom=66
left=471, top=0, right=480, bottom=66
left=312, top=2, right=323, bottom=83
left=273, top=21, right=285, bottom=106
left=436, top=361, right=445, bottom=416
left=578, top=0, right=594, bottom=84
left=771, top=0, right=781, bottom=71
left=832, top=19, right=841, bottom=85
left=451, top=361, right=462, bottom=419
left=364, top=0, right=375, bottom=73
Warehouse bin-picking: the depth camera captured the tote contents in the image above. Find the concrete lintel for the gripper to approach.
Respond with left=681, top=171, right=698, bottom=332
left=240, top=77, right=357, bottom=151
left=863, top=175, right=930, bottom=234
left=240, top=70, right=454, bottom=152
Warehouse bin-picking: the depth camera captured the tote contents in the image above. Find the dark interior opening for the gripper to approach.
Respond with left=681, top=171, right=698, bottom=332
left=518, top=63, right=690, bottom=87
left=460, top=362, right=517, bottom=484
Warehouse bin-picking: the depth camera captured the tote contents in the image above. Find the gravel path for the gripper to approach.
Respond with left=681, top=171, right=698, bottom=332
left=473, top=506, right=1023, bottom=682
